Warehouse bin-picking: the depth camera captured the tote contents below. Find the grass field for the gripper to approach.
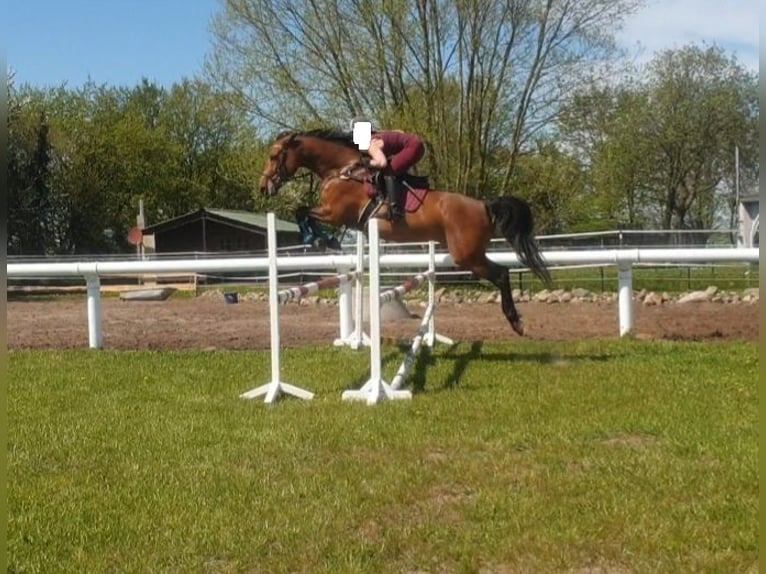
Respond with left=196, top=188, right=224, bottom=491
left=8, top=340, right=758, bottom=573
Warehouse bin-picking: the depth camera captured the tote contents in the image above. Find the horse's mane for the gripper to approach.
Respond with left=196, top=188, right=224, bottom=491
left=276, top=128, right=357, bottom=150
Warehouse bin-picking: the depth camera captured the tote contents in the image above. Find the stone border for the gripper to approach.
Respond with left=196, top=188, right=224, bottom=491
left=198, top=286, right=759, bottom=307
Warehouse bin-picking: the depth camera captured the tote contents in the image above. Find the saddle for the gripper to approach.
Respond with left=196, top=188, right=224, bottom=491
left=368, top=172, right=430, bottom=212
left=339, top=162, right=430, bottom=227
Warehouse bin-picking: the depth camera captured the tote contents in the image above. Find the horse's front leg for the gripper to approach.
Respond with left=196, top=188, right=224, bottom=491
left=309, top=205, right=335, bottom=225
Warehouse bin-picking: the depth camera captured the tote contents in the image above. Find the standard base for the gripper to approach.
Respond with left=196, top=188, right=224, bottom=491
left=333, top=332, right=370, bottom=350
left=240, top=381, right=314, bottom=404
left=341, top=378, right=412, bottom=405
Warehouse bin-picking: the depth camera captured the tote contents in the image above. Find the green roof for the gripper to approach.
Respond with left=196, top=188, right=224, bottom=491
left=143, top=208, right=301, bottom=235
left=205, top=208, right=300, bottom=233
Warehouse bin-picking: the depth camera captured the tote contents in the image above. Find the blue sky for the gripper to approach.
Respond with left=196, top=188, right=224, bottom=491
left=6, top=0, right=759, bottom=89
left=7, top=0, right=219, bottom=88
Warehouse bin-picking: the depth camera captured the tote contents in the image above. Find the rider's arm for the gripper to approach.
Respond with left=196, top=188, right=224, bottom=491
left=388, top=133, right=424, bottom=174
left=368, top=137, right=387, bottom=168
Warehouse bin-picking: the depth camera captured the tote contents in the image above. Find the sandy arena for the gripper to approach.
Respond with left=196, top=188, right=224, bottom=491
left=7, top=295, right=759, bottom=350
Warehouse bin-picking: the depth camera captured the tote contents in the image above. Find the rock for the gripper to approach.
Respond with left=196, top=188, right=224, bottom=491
left=678, top=290, right=710, bottom=304
left=477, top=292, right=496, bottom=304
left=743, top=287, right=759, bottom=299
left=643, top=292, right=663, bottom=306
left=533, top=289, right=550, bottom=303
left=512, top=288, right=522, bottom=299
left=434, top=287, right=447, bottom=302
left=559, top=291, right=573, bottom=303
left=571, top=288, right=590, bottom=298
left=705, top=285, right=718, bottom=297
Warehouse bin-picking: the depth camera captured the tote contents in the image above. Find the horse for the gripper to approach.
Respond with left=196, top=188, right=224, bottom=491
left=259, top=129, right=551, bottom=335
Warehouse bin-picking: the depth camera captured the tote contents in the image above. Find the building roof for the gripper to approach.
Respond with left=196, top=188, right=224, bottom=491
left=142, top=207, right=301, bottom=235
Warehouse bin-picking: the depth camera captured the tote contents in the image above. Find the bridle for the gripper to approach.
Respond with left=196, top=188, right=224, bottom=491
left=266, top=135, right=373, bottom=194
left=266, top=144, right=292, bottom=192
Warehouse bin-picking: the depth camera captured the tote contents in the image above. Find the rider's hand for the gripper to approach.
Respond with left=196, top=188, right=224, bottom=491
left=368, top=138, right=387, bottom=168
left=369, top=156, right=387, bottom=169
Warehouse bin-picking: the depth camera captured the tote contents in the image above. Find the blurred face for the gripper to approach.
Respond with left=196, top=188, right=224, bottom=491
left=259, top=135, right=298, bottom=195
left=352, top=121, right=372, bottom=150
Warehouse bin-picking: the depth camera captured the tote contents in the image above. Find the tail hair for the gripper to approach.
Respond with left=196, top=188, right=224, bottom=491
left=487, top=196, right=552, bottom=288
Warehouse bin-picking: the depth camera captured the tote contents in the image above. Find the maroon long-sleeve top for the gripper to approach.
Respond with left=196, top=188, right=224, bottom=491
left=371, top=131, right=425, bottom=175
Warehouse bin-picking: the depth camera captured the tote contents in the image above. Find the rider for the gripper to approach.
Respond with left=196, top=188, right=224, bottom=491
left=355, top=123, right=426, bottom=221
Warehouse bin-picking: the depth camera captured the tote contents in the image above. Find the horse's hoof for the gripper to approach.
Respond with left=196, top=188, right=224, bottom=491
left=511, top=319, right=525, bottom=336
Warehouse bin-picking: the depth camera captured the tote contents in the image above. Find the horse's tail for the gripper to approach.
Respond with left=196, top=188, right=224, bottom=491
left=485, top=196, right=552, bottom=288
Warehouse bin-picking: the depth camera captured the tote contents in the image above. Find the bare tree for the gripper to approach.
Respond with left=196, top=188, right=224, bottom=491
left=208, top=0, right=643, bottom=196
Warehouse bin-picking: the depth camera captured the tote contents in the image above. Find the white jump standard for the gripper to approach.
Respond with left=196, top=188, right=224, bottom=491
left=342, top=218, right=453, bottom=405
left=240, top=213, right=315, bottom=403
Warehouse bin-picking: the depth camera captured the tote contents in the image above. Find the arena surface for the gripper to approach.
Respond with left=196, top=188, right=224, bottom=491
left=7, top=296, right=759, bottom=350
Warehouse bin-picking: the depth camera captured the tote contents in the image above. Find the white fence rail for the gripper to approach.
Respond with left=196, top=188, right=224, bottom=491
left=7, top=247, right=759, bottom=348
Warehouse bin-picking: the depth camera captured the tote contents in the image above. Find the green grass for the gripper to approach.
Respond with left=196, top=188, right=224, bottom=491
left=515, top=264, right=759, bottom=294
left=9, top=341, right=758, bottom=573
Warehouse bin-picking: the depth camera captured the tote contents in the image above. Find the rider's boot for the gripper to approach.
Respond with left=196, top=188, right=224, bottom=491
left=384, top=176, right=405, bottom=221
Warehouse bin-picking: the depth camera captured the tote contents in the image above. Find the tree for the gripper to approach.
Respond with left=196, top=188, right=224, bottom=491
left=560, top=44, right=759, bottom=231
left=8, top=77, right=58, bottom=254
left=7, top=78, right=270, bottom=254
left=506, top=140, right=589, bottom=233
left=207, top=0, right=644, bottom=196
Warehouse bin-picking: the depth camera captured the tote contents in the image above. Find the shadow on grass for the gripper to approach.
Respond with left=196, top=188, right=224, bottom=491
left=343, top=340, right=619, bottom=395
left=431, top=340, right=618, bottom=393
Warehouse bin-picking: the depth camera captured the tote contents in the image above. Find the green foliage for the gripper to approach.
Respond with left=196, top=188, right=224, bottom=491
left=7, top=78, right=265, bottom=254
left=506, top=141, right=590, bottom=233
left=8, top=341, right=758, bottom=572
left=7, top=94, right=57, bottom=254
left=560, top=45, right=758, bottom=231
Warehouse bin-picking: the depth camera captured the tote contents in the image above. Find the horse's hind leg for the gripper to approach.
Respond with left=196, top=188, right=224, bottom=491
left=461, top=256, right=524, bottom=336
left=489, top=261, right=524, bottom=336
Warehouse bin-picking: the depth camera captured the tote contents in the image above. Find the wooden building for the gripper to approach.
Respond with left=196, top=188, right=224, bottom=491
left=141, top=208, right=303, bottom=254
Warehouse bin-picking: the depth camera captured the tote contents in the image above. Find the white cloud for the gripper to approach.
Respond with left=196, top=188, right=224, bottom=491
left=617, top=0, right=759, bottom=71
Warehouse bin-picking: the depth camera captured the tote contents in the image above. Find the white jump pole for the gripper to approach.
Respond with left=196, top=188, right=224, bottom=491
left=334, top=270, right=354, bottom=346
left=424, top=240, right=453, bottom=348
left=240, top=213, right=314, bottom=403
left=334, top=230, right=368, bottom=349
left=342, top=219, right=412, bottom=405
left=390, top=241, right=453, bottom=390
left=390, top=303, right=434, bottom=390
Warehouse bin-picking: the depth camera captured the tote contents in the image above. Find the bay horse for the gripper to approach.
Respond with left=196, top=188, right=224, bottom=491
left=259, top=129, right=551, bottom=335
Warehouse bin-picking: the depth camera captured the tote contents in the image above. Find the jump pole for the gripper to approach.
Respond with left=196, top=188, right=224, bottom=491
left=240, top=213, right=314, bottom=403
left=334, top=229, right=367, bottom=349
left=391, top=240, right=453, bottom=389
left=342, top=218, right=412, bottom=405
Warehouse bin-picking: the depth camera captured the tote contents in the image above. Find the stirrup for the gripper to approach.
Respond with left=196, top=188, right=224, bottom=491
left=388, top=203, right=404, bottom=221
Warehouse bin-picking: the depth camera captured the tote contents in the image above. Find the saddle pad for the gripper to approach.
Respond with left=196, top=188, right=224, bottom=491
left=364, top=181, right=428, bottom=213
left=404, top=186, right=428, bottom=212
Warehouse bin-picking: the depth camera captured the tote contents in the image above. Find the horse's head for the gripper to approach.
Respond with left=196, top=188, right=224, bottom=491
left=259, top=133, right=301, bottom=196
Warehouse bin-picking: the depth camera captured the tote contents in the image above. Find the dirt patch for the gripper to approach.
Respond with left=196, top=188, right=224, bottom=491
left=6, top=296, right=759, bottom=350
left=600, top=433, right=660, bottom=448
